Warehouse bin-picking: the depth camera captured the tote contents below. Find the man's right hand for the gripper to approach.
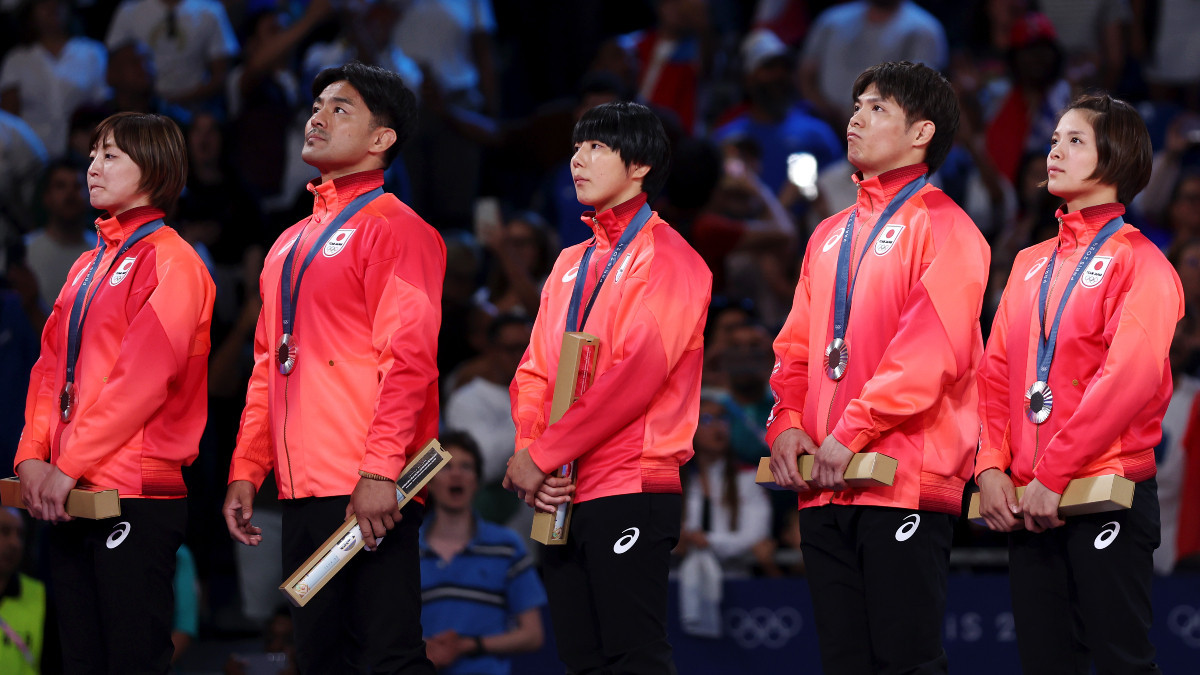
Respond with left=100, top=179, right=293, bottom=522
left=223, top=480, right=262, bottom=546
left=976, top=468, right=1022, bottom=532
left=768, top=428, right=818, bottom=491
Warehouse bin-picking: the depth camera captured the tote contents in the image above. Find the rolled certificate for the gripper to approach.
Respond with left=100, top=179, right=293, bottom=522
left=530, top=332, right=599, bottom=545
left=280, top=439, right=450, bottom=607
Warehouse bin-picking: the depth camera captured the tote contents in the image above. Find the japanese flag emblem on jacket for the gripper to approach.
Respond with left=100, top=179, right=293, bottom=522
left=109, top=257, right=136, bottom=286
left=874, top=224, right=905, bottom=256
left=323, top=229, right=355, bottom=257
left=1081, top=256, right=1113, bottom=288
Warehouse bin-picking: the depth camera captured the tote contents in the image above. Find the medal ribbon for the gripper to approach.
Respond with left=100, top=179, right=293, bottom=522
left=280, top=187, right=383, bottom=336
left=64, top=218, right=165, bottom=390
left=1034, top=216, right=1125, bottom=383
left=831, top=176, right=926, bottom=342
left=565, top=203, right=652, bottom=332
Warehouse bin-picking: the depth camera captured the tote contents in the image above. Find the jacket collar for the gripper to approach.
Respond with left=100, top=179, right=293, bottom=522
left=852, top=164, right=928, bottom=217
left=94, top=205, right=165, bottom=247
left=580, top=192, right=649, bottom=247
left=307, top=169, right=385, bottom=222
left=1054, top=202, right=1125, bottom=251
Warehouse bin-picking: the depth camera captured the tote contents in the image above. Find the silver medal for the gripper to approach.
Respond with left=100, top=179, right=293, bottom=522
left=824, top=338, right=849, bottom=381
left=1024, top=380, right=1053, bottom=424
left=277, top=333, right=298, bottom=375
left=59, top=382, right=76, bottom=423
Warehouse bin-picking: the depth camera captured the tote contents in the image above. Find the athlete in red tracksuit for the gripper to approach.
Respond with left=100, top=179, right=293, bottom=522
left=505, top=102, right=711, bottom=674
left=767, top=63, right=989, bottom=674
left=16, top=112, right=214, bottom=673
left=223, top=63, right=443, bottom=673
left=976, top=93, right=1180, bottom=673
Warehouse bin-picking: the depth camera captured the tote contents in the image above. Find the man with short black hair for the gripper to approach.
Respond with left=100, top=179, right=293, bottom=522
left=223, top=61, right=444, bottom=673
left=767, top=61, right=989, bottom=674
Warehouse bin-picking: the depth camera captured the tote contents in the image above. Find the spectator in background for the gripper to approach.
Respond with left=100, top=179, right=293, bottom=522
left=1037, top=0, right=1130, bottom=91
left=1135, top=113, right=1200, bottom=234
left=1157, top=238, right=1200, bottom=574
left=1143, top=0, right=1200, bottom=108
left=719, top=321, right=775, bottom=466
left=983, top=12, right=1071, bottom=184
left=228, top=0, right=333, bottom=200
left=712, top=28, right=840, bottom=201
left=620, top=0, right=710, bottom=134
left=25, top=160, right=93, bottom=308
left=101, top=41, right=159, bottom=115
left=677, top=390, right=772, bottom=576
left=444, top=314, right=532, bottom=524
left=0, top=507, right=53, bottom=675
left=397, top=0, right=499, bottom=231
left=0, top=110, right=48, bottom=236
left=105, top=0, right=239, bottom=111
left=439, top=234, right=485, bottom=390
left=800, top=0, right=948, bottom=129
left=474, top=211, right=555, bottom=318
left=420, top=432, right=546, bottom=674
left=0, top=0, right=108, bottom=159
left=177, top=111, right=265, bottom=274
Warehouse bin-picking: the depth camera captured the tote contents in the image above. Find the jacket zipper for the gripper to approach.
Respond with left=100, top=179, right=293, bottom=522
left=282, top=374, right=296, bottom=498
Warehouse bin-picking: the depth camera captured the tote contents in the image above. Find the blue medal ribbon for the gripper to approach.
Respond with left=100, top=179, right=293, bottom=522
left=564, top=203, right=652, bottom=332
left=61, top=218, right=166, bottom=421
left=1033, top=216, right=1125, bottom=385
left=280, top=187, right=383, bottom=338
left=825, top=176, right=926, bottom=379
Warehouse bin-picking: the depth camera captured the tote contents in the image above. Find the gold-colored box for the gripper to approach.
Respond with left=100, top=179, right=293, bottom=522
left=0, top=476, right=121, bottom=519
left=530, top=332, right=599, bottom=546
left=280, top=439, right=450, bottom=607
left=966, top=474, right=1135, bottom=528
left=755, top=453, right=898, bottom=490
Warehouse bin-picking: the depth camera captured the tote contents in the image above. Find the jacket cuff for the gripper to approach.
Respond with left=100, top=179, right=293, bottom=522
left=764, top=410, right=803, bottom=449
left=13, top=442, right=48, bottom=473
left=831, top=424, right=868, bottom=453
left=228, top=457, right=270, bottom=489
left=360, top=454, right=406, bottom=483
left=973, top=448, right=1009, bottom=481
left=54, top=455, right=86, bottom=481
left=526, top=439, right=562, bottom=475
left=1034, top=468, right=1069, bottom=494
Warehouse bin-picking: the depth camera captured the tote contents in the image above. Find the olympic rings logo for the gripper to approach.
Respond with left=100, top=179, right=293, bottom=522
left=724, top=607, right=803, bottom=649
left=1168, top=605, right=1200, bottom=648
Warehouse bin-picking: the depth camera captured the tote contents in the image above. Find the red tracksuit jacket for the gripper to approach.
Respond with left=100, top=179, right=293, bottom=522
left=976, top=203, right=1183, bottom=493
left=16, top=206, right=215, bottom=497
left=229, top=170, right=445, bottom=498
left=767, top=164, right=991, bottom=515
left=511, top=194, right=712, bottom=503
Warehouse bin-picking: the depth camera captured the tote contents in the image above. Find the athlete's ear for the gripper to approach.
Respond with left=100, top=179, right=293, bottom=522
left=371, top=127, right=397, bottom=159
left=910, top=119, right=935, bottom=152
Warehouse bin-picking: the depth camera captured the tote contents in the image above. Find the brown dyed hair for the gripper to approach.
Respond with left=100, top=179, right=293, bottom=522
left=1054, top=93, right=1153, bottom=205
left=89, top=112, right=187, bottom=213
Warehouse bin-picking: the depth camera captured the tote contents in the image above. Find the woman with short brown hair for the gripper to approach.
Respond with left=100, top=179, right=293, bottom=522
left=976, top=93, right=1180, bottom=672
left=15, top=111, right=214, bottom=673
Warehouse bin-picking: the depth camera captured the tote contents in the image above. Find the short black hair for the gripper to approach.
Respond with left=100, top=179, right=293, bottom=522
left=439, top=431, right=483, bottom=482
left=572, top=101, right=671, bottom=198
left=311, top=61, right=417, bottom=167
left=852, top=61, right=960, bottom=174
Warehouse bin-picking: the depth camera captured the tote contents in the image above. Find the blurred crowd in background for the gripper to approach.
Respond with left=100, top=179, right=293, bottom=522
left=0, top=0, right=1199, bottom=666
